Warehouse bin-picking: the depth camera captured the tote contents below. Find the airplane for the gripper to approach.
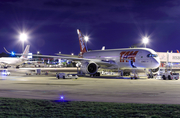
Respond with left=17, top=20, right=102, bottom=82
left=75, top=29, right=160, bottom=78
left=2, top=45, right=30, bottom=68
left=9, top=30, right=160, bottom=78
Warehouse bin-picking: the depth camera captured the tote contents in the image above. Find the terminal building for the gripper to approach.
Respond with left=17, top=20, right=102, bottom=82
left=157, top=51, right=180, bottom=72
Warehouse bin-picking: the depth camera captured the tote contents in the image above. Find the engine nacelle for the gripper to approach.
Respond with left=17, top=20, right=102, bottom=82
left=80, top=62, right=98, bottom=74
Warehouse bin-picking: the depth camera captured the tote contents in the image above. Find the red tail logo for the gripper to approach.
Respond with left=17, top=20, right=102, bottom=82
left=77, top=29, right=87, bottom=54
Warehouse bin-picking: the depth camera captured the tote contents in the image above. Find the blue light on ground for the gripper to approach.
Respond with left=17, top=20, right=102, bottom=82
left=51, top=95, right=70, bottom=103
left=60, top=96, right=64, bottom=100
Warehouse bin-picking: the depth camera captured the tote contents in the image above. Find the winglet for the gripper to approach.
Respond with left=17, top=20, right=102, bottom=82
left=77, top=29, right=87, bottom=54
left=4, top=47, right=11, bottom=54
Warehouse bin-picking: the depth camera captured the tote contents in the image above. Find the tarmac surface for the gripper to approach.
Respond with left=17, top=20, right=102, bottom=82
left=0, top=72, right=180, bottom=104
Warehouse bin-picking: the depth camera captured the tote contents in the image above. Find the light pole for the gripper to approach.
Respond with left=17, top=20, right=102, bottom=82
left=142, top=37, right=149, bottom=48
left=19, top=33, right=27, bottom=52
left=37, top=51, right=40, bottom=61
left=84, top=36, right=89, bottom=51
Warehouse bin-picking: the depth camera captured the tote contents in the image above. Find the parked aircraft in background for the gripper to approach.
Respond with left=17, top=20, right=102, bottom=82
left=2, top=45, right=30, bottom=68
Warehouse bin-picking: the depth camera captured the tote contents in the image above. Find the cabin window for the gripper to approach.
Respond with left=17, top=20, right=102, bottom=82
left=147, top=54, right=158, bottom=57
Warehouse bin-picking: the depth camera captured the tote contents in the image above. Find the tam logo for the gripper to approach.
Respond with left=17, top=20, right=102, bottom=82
left=79, top=37, right=85, bottom=51
left=120, top=51, right=138, bottom=62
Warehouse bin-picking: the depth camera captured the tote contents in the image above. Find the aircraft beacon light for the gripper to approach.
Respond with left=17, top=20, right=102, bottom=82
left=11, top=52, right=15, bottom=56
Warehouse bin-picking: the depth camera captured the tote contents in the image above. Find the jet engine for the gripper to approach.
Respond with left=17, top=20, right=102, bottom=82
left=80, top=62, right=98, bottom=74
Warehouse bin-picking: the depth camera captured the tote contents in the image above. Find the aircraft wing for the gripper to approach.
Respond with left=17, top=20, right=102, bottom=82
left=4, top=47, right=23, bottom=55
left=55, top=53, right=79, bottom=58
left=4, top=47, right=117, bottom=67
left=35, top=54, right=117, bottom=67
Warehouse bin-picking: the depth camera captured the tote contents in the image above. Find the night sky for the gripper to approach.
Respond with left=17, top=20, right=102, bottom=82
left=0, top=0, right=179, bottom=55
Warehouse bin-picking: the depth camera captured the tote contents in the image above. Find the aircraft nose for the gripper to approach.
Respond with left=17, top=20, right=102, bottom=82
left=152, top=57, right=160, bottom=68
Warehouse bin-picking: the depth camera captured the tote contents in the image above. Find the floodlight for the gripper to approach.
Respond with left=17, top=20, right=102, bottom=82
left=19, top=33, right=27, bottom=41
left=84, top=36, right=89, bottom=42
left=143, top=37, right=149, bottom=44
left=142, top=37, right=149, bottom=48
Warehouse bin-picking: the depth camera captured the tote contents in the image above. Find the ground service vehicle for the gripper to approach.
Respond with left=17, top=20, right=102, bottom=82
left=56, top=73, right=78, bottom=79
left=162, top=71, right=179, bottom=80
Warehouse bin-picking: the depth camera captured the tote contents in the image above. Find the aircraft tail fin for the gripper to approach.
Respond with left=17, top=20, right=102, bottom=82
left=20, top=45, right=30, bottom=58
left=177, top=50, right=179, bottom=53
left=77, top=29, right=87, bottom=54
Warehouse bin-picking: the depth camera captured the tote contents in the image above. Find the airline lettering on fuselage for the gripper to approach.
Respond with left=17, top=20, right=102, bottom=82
left=120, top=51, right=138, bottom=62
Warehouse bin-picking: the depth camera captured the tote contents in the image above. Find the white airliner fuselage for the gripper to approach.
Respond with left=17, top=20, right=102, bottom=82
left=0, top=57, right=27, bottom=66
left=83, top=48, right=160, bottom=69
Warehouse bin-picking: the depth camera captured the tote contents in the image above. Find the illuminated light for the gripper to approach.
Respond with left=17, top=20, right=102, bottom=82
left=71, top=53, right=74, bottom=56
left=142, top=37, right=149, bottom=48
left=19, top=33, right=27, bottom=41
left=11, top=52, right=15, bottom=55
left=60, top=96, right=64, bottom=99
left=143, top=37, right=149, bottom=44
left=37, top=51, right=40, bottom=54
left=84, top=36, right=89, bottom=42
left=77, top=29, right=79, bottom=34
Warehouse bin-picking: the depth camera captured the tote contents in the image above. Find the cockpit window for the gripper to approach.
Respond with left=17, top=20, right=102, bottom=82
left=147, top=54, right=158, bottom=57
